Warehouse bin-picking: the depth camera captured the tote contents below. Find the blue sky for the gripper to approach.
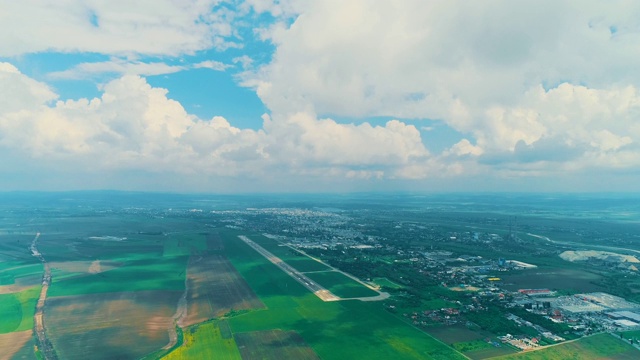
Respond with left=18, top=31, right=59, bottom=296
left=1, top=1, right=639, bottom=192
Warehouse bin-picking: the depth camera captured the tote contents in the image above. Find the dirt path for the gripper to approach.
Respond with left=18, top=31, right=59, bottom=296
left=163, top=263, right=189, bottom=350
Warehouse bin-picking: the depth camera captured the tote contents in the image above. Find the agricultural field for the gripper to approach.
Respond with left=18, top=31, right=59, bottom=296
left=163, top=321, right=241, bottom=360
left=181, top=252, right=264, bottom=326
left=3, top=192, right=640, bottom=359
left=0, top=330, right=34, bottom=360
left=0, top=286, right=39, bottom=334
left=497, top=333, right=638, bottom=360
left=235, top=330, right=320, bottom=360
left=46, top=290, right=181, bottom=360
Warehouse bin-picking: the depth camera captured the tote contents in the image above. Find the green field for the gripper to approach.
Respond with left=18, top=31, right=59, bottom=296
left=164, top=321, right=241, bottom=360
left=48, top=254, right=188, bottom=297
left=0, top=263, right=42, bottom=286
left=235, top=329, right=320, bottom=359
left=305, top=270, right=379, bottom=298
left=497, top=333, right=639, bottom=360
left=219, top=229, right=466, bottom=360
left=0, top=286, right=39, bottom=334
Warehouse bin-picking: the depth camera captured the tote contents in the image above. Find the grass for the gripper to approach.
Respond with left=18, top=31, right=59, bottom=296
left=285, top=258, right=332, bottom=272
left=374, top=277, right=404, bottom=289
left=163, top=321, right=241, bottom=360
left=0, top=286, right=39, bottom=333
left=219, top=229, right=467, bottom=360
left=305, top=271, right=379, bottom=298
left=453, top=340, right=494, bottom=352
left=497, top=333, right=640, bottom=359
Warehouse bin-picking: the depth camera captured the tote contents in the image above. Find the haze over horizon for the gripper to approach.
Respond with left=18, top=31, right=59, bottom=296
left=1, top=1, right=640, bottom=193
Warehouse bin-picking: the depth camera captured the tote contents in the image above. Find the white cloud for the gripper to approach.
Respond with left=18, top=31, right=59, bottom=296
left=4, top=1, right=640, bottom=190
left=0, top=64, right=431, bottom=187
left=0, top=63, right=57, bottom=115
left=193, top=60, right=231, bottom=71
left=48, top=60, right=186, bottom=79
left=0, top=0, right=237, bottom=57
left=242, top=0, right=640, bottom=180
left=48, top=59, right=233, bottom=80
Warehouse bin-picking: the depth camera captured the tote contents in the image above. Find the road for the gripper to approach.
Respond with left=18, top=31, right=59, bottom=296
left=30, top=232, right=57, bottom=360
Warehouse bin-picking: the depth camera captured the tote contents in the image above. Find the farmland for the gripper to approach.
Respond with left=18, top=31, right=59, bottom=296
left=497, top=333, right=638, bottom=359
left=163, top=321, right=241, bottom=360
left=181, top=252, right=264, bottom=326
left=46, top=290, right=181, bottom=360
left=235, top=330, right=320, bottom=360
left=1, top=192, right=640, bottom=359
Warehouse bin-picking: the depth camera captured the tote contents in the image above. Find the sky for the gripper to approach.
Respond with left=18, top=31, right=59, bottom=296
left=1, top=0, right=640, bottom=193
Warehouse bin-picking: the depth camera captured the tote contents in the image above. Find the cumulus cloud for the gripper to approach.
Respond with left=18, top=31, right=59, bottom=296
left=0, top=63, right=431, bottom=188
left=242, top=0, right=640, bottom=180
left=4, top=1, right=640, bottom=190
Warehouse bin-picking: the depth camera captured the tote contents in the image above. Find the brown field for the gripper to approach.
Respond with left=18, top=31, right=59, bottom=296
left=0, top=330, right=32, bottom=360
left=235, top=330, right=320, bottom=360
left=45, top=290, right=182, bottom=360
left=49, top=260, right=119, bottom=275
left=0, top=283, right=34, bottom=295
left=180, top=253, right=264, bottom=327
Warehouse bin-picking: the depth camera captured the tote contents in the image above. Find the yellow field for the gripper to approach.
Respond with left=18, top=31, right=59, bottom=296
left=164, top=321, right=241, bottom=360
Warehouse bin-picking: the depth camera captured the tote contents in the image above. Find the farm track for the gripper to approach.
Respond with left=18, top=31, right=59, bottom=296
left=30, top=232, right=58, bottom=360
